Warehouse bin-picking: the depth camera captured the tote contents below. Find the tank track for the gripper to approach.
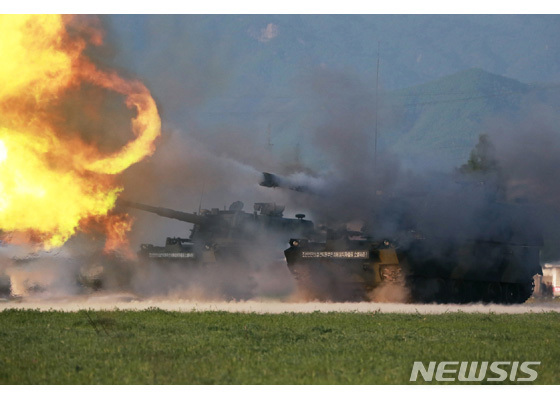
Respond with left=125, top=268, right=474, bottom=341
left=290, top=265, right=370, bottom=301
left=290, top=263, right=535, bottom=304
left=408, top=277, right=535, bottom=304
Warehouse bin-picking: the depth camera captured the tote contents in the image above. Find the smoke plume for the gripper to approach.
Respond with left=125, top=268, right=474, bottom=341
left=4, top=16, right=560, bottom=304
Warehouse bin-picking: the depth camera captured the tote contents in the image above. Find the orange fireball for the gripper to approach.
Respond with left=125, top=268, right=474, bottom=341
left=0, top=15, right=161, bottom=250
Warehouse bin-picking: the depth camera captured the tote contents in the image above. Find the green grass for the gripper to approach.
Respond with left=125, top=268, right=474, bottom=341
left=0, top=309, right=559, bottom=384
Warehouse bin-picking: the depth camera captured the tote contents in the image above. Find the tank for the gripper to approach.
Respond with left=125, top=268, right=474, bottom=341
left=261, top=167, right=543, bottom=304
left=119, top=199, right=316, bottom=265
left=284, top=203, right=543, bottom=304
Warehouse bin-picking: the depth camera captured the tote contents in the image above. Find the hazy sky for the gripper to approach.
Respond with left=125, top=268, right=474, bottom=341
left=104, top=15, right=560, bottom=171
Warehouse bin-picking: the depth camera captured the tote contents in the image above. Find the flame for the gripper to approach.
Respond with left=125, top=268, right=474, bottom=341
left=101, top=214, right=135, bottom=257
left=0, top=15, right=161, bottom=250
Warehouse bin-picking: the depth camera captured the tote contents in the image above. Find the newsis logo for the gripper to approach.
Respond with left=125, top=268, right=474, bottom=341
left=410, top=361, right=541, bottom=382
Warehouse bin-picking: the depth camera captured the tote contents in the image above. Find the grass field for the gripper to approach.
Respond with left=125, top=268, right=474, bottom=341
left=0, top=309, right=559, bottom=384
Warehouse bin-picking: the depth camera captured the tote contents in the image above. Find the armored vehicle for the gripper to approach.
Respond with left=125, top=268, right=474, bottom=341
left=262, top=167, right=543, bottom=304
left=284, top=230, right=404, bottom=301
left=285, top=203, right=543, bottom=304
left=119, top=199, right=316, bottom=265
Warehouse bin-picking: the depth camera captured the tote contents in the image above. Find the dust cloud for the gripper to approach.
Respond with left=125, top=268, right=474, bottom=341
left=1, top=295, right=558, bottom=314
left=3, top=17, right=560, bottom=307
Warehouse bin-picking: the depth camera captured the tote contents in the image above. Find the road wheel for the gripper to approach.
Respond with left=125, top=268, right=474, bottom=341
left=483, top=282, right=502, bottom=304
left=502, top=283, right=518, bottom=304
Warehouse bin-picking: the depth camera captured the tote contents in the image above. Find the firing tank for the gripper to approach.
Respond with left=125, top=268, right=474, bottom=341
left=284, top=202, right=543, bottom=304
left=261, top=169, right=543, bottom=303
left=119, top=199, right=316, bottom=265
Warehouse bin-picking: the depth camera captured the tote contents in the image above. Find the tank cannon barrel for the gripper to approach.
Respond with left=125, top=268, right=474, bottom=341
left=260, top=172, right=314, bottom=194
left=117, top=200, right=207, bottom=226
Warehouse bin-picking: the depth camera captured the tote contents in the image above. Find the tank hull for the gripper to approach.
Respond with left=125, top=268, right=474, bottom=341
left=285, top=237, right=540, bottom=304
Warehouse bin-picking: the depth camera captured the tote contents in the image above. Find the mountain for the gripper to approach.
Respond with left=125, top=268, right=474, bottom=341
left=382, top=68, right=560, bottom=170
left=108, top=15, right=560, bottom=117
left=105, top=16, right=560, bottom=172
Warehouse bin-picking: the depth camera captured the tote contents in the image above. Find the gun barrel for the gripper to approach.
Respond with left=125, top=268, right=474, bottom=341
left=260, top=172, right=312, bottom=193
left=118, top=200, right=206, bottom=225
left=260, top=172, right=282, bottom=188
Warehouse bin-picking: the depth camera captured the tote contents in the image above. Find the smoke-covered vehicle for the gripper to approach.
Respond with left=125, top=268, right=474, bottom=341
left=285, top=202, right=543, bottom=304
left=0, top=247, right=113, bottom=297
left=284, top=230, right=404, bottom=301
left=120, top=199, right=316, bottom=266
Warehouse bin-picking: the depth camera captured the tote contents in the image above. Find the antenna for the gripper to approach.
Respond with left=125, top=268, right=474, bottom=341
left=295, top=142, right=301, bottom=168
left=198, top=183, right=205, bottom=215
left=370, top=41, right=381, bottom=238
left=374, top=40, right=380, bottom=172
left=266, top=123, right=273, bottom=152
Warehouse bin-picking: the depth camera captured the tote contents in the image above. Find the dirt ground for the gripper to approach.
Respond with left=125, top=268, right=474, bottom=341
left=1, top=293, right=559, bottom=314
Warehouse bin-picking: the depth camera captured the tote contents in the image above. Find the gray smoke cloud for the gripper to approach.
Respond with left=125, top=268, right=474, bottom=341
left=262, top=68, right=560, bottom=274
left=4, top=16, right=560, bottom=302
